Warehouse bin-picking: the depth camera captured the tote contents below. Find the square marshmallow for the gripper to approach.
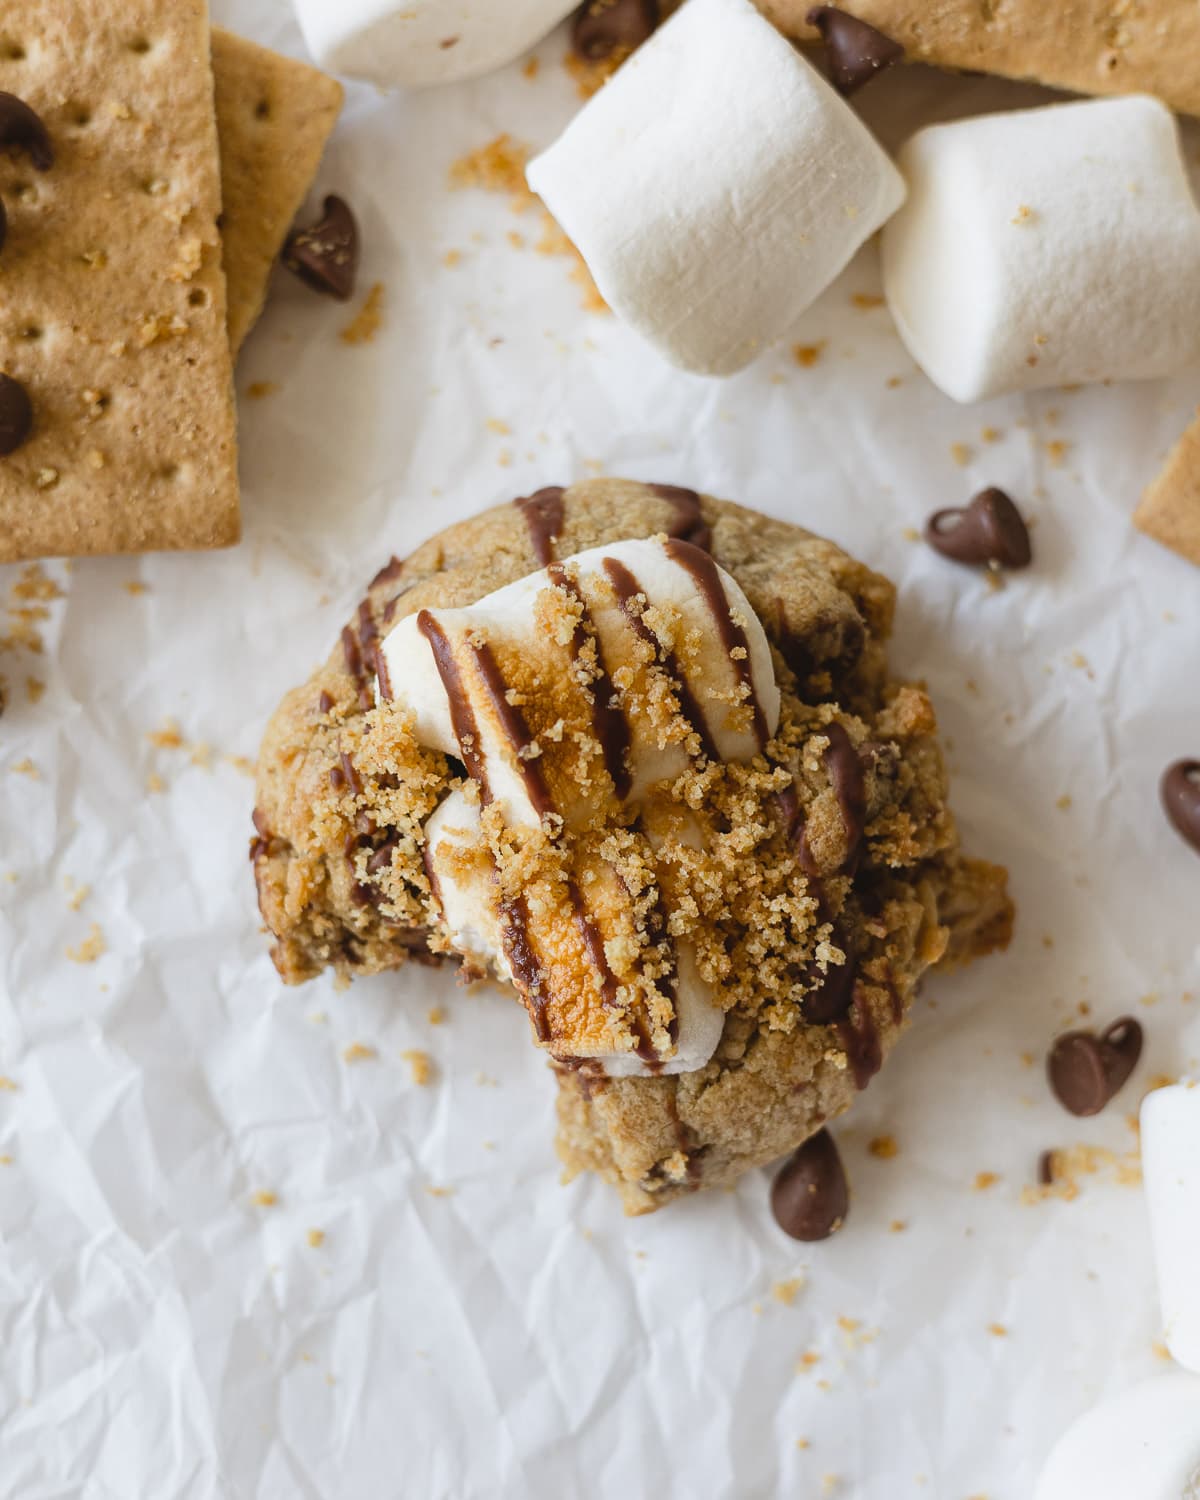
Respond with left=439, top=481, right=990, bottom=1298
left=882, top=95, right=1200, bottom=404
left=526, top=0, right=907, bottom=375
left=291, top=0, right=578, bottom=88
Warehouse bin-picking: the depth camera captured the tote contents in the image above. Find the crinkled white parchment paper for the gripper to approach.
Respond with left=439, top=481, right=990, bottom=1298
left=1, top=6, right=1198, bottom=1495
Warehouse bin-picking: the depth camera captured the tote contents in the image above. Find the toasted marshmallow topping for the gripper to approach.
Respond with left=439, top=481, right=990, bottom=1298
left=382, top=536, right=782, bottom=1077
left=380, top=537, right=780, bottom=832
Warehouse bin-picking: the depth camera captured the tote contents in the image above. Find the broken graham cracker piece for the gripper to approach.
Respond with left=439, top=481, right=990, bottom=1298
left=760, top=0, right=1200, bottom=117
left=211, top=29, right=343, bottom=356
left=0, top=0, right=239, bottom=563
left=1135, top=412, right=1200, bottom=568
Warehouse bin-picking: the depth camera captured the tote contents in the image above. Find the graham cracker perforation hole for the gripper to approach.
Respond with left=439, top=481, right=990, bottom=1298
left=0, top=41, right=27, bottom=61
left=254, top=98, right=271, bottom=121
left=187, top=288, right=209, bottom=309
left=128, top=36, right=152, bottom=55
left=19, top=324, right=43, bottom=341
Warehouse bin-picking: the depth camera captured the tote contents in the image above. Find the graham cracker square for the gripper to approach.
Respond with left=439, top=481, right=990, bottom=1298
left=0, top=0, right=239, bottom=562
left=211, top=29, right=343, bottom=356
left=1136, top=412, right=1200, bottom=569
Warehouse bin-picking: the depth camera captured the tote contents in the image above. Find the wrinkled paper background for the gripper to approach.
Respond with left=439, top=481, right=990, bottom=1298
left=2, top=4, right=1199, bottom=1495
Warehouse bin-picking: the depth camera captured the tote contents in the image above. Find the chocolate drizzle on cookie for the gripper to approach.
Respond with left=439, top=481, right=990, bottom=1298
left=651, top=483, right=712, bottom=552
left=514, top=486, right=567, bottom=565
left=418, top=610, right=491, bottom=796
left=664, top=537, right=769, bottom=750
left=603, top=554, right=721, bottom=763
left=837, top=986, right=884, bottom=1090
left=548, top=562, right=633, bottom=799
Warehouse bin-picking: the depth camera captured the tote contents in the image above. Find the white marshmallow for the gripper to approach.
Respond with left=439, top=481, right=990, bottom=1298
left=1143, top=1081, right=1200, bottom=1374
left=423, top=788, right=725, bottom=1076
left=290, top=0, right=577, bottom=89
left=882, top=96, right=1200, bottom=404
left=525, top=0, right=907, bottom=375
left=1034, top=1374, right=1200, bottom=1500
left=380, top=537, right=780, bottom=831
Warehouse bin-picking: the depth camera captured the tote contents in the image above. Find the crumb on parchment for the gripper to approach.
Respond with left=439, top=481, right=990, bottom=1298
left=772, top=1276, right=805, bottom=1306
left=340, top=283, right=385, bottom=346
left=868, top=1135, right=898, bottom=1160
left=342, top=1042, right=376, bottom=1063
left=65, top=923, right=105, bottom=964
left=403, top=1049, right=433, bottom=1085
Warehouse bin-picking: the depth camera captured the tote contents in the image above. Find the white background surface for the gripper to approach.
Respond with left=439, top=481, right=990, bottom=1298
left=1, top=4, right=1198, bottom=1496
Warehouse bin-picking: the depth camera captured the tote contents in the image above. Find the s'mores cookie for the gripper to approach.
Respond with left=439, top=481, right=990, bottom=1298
left=1136, top=413, right=1200, bottom=569
left=211, top=29, right=344, bottom=355
left=0, top=0, right=239, bottom=563
left=766, top=0, right=1200, bottom=118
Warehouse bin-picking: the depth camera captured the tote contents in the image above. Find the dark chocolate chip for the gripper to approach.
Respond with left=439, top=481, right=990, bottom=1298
left=770, top=1128, right=849, bottom=1241
left=925, top=487, right=1032, bottom=569
left=1047, top=1016, right=1143, bottom=1117
left=1162, top=760, right=1200, bottom=855
left=0, top=92, right=54, bottom=171
left=1037, top=1149, right=1056, bottom=1186
left=0, top=195, right=6, bottom=254
left=571, top=0, right=660, bottom=62
left=0, top=373, right=32, bottom=455
left=282, top=194, right=359, bottom=301
left=1100, top=1016, right=1143, bottom=1096
left=806, top=6, right=904, bottom=95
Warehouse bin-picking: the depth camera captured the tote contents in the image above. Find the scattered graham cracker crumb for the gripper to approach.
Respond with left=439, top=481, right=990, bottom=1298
left=10, top=758, right=38, bottom=778
left=868, top=1135, right=899, bottom=1160
left=340, top=282, right=385, bottom=346
left=0, top=1076, right=18, bottom=1092
left=772, top=1276, right=805, bottom=1306
left=889, top=1219, right=907, bottom=1233
left=522, top=55, right=540, bottom=79
left=564, top=48, right=624, bottom=99
left=225, top=754, right=256, bottom=777
left=1056, top=794, right=1072, bottom=810
left=65, top=923, right=105, bottom=964
left=427, top=1006, right=445, bottom=1026
left=147, top=718, right=183, bottom=750
left=981, top=426, right=1002, bottom=443
left=1045, top=440, right=1071, bottom=466
left=425, top=1185, right=455, bottom=1198
left=402, top=1049, right=433, bottom=1085
left=251, top=1190, right=278, bottom=1208
left=25, top=677, right=44, bottom=703
left=486, top=418, right=511, bottom=435
left=1153, top=1341, right=1172, bottom=1361
left=837, top=1316, right=861, bottom=1333
left=146, top=773, right=165, bottom=794
left=63, top=877, right=90, bottom=912
left=974, top=1172, right=1001, bottom=1191
left=793, top=341, right=826, bottom=368
left=442, top=249, right=463, bottom=268
left=124, top=581, right=149, bottom=595
left=506, top=229, right=526, bottom=249
left=902, top=526, right=920, bottom=542
left=0, top=1154, right=11, bottom=1166
left=987, top=1323, right=1008, bottom=1337
left=885, top=374, right=903, bottom=388
left=449, top=134, right=534, bottom=205
left=796, top=1351, right=821, bottom=1372
left=342, top=1042, right=376, bottom=1064
left=796, top=1438, right=811, bottom=1450
left=307, top=1228, right=325, bottom=1248
left=851, top=293, right=884, bottom=309
left=246, top=381, right=278, bottom=400
left=950, top=442, right=972, bottom=466
left=1012, top=204, right=1036, bottom=225
left=1020, top=1051, right=1035, bottom=1067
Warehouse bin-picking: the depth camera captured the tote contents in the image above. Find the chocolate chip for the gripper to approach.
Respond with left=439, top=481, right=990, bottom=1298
left=571, top=0, right=660, bottom=62
left=807, top=6, right=904, bottom=95
left=0, top=373, right=32, bottom=455
left=282, top=194, right=359, bottom=301
left=1047, top=1016, right=1143, bottom=1117
left=1162, top=760, right=1200, bottom=855
left=0, top=195, right=6, bottom=254
left=802, top=946, right=857, bottom=1024
left=1037, top=1149, right=1056, bottom=1186
left=0, top=92, right=54, bottom=171
left=770, top=1128, right=849, bottom=1241
left=925, top=487, right=1032, bottom=569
